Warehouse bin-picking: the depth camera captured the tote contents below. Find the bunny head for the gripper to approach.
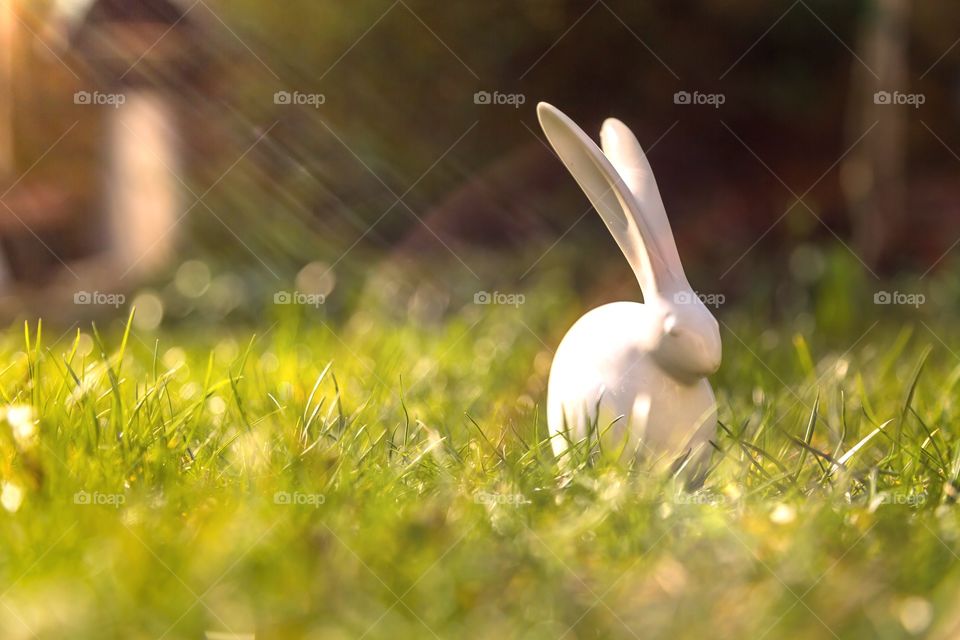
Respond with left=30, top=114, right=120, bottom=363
left=537, top=102, right=721, bottom=382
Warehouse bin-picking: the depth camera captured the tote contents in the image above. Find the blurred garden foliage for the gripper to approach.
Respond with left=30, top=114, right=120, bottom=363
left=4, top=0, right=960, bottom=313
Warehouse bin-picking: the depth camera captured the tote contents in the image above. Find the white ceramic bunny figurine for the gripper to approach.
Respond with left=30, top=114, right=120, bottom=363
left=538, top=102, right=722, bottom=471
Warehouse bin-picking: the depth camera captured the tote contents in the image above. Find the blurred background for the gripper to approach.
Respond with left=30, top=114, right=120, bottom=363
left=0, top=0, right=958, bottom=333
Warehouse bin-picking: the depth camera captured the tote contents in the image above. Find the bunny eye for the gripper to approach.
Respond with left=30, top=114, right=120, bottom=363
left=663, top=314, right=679, bottom=336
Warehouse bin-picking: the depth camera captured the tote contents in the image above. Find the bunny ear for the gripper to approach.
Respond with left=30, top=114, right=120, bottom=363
left=537, top=102, right=673, bottom=296
left=600, top=118, right=689, bottom=288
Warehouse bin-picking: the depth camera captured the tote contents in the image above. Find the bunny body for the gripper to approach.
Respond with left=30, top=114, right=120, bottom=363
left=537, top=103, right=721, bottom=468
left=547, top=301, right=717, bottom=460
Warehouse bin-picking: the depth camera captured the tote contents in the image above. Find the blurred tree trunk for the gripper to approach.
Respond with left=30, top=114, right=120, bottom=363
left=842, top=0, right=910, bottom=270
left=0, top=1, right=14, bottom=290
left=0, top=0, right=13, bottom=177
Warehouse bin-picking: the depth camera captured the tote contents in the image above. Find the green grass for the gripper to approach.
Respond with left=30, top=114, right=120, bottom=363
left=0, top=275, right=959, bottom=640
